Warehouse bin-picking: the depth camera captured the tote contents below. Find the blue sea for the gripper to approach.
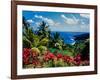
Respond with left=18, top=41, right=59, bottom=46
left=51, top=32, right=89, bottom=45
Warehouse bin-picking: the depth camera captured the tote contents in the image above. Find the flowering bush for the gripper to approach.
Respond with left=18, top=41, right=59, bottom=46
left=23, top=48, right=89, bottom=68
left=43, top=52, right=56, bottom=61
left=74, top=54, right=81, bottom=65
left=57, top=53, right=63, bottom=59
left=23, top=48, right=30, bottom=65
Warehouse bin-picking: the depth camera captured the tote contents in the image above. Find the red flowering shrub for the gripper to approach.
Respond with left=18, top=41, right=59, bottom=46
left=73, top=54, right=81, bottom=65
left=57, top=53, right=63, bottom=59
left=63, top=55, right=71, bottom=62
left=32, top=60, right=40, bottom=65
left=23, top=48, right=89, bottom=68
left=23, top=48, right=31, bottom=65
left=23, top=48, right=40, bottom=66
left=43, top=52, right=56, bottom=61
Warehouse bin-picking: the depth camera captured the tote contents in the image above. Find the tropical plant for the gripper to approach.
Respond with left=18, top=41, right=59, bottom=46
left=49, top=32, right=64, bottom=50
left=23, top=17, right=34, bottom=48
left=38, top=46, right=47, bottom=54
left=37, top=21, right=51, bottom=39
left=81, top=39, right=90, bottom=60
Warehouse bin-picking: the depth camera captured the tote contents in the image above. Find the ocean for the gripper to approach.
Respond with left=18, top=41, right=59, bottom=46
left=51, top=32, right=89, bottom=45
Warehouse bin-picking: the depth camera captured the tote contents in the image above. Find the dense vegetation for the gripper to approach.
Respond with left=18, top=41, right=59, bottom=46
left=23, top=17, right=89, bottom=68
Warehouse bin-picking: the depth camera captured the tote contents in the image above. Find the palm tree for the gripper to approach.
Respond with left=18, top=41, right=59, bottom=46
left=49, top=32, right=64, bottom=50
left=23, top=17, right=35, bottom=48
left=37, top=21, right=51, bottom=39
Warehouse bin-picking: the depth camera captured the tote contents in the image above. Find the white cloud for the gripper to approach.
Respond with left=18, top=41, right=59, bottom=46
left=80, top=14, right=90, bottom=18
left=80, top=24, right=89, bottom=32
left=27, top=19, right=34, bottom=23
left=61, top=14, right=79, bottom=25
left=35, top=15, right=43, bottom=19
left=81, top=21, right=85, bottom=25
left=34, top=15, right=60, bottom=26
left=61, top=14, right=89, bottom=32
left=36, top=22, right=41, bottom=26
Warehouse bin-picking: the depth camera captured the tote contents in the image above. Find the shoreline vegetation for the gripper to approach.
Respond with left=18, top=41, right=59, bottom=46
left=23, top=17, right=90, bottom=68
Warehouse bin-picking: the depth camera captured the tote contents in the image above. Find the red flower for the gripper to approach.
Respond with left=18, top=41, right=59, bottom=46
left=23, top=57, right=29, bottom=65
left=74, top=54, right=81, bottom=65
left=63, top=55, right=73, bottom=63
left=49, top=53, right=55, bottom=58
left=57, top=53, right=63, bottom=59
left=44, top=56, right=49, bottom=61
left=31, top=52, right=38, bottom=57
left=44, top=52, right=56, bottom=61
left=23, top=48, right=31, bottom=65
left=32, top=60, right=40, bottom=65
left=74, top=54, right=81, bottom=62
left=23, top=48, right=30, bottom=57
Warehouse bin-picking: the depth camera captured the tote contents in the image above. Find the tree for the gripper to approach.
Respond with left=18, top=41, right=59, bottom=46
left=81, top=39, right=90, bottom=60
left=49, top=32, right=64, bottom=50
left=37, top=21, right=51, bottom=39
left=23, top=17, right=34, bottom=48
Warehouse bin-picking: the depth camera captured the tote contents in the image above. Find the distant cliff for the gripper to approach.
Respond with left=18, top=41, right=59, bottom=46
left=74, top=33, right=89, bottom=41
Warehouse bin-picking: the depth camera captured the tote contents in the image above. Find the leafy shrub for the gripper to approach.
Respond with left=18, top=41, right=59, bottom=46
left=31, top=47, right=40, bottom=55
left=38, top=46, right=47, bottom=54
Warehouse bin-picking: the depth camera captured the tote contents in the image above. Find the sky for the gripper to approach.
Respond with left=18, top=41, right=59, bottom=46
left=23, top=10, right=90, bottom=32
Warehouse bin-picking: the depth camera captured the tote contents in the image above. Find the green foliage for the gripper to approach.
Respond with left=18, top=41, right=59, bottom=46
left=39, top=38, right=49, bottom=46
left=31, top=34, right=40, bottom=47
left=24, top=64, right=35, bottom=68
left=37, top=21, right=51, bottom=39
left=31, top=47, right=40, bottom=54
left=23, top=36, right=32, bottom=48
left=49, top=48, right=73, bottom=56
left=81, top=39, right=90, bottom=60
left=23, top=17, right=34, bottom=48
left=43, top=60, right=54, bottom=67
left=38, top=46, right=47, bottom=54
left=23, top=19, right=49, bottom=54
left=49, top=32, right=65, bottom=50
left=23, top=16, right=66, bottom=51
left=54, top=58, right=65, bottom=67
left=71, top=39, right=89, bottom=58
